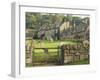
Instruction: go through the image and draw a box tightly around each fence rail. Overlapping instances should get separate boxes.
[32,47,60,66]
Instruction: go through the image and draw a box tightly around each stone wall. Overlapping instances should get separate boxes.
[60,43,89,64]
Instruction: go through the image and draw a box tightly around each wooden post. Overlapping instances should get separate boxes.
[60,46,64,65]
[27,39,34,65]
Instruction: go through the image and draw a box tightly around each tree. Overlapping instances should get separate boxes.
[72,16,82,25]
[26,12,37,29]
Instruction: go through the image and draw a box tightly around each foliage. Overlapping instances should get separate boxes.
[72,16,82,25]
[26,12,89,41]
[26,13,84,30]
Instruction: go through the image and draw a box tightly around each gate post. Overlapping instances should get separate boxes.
[60,46,64,65]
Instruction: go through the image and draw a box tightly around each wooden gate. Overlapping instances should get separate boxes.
[32,47,60,66]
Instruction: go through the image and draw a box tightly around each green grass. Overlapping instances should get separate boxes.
[26,39,77,48]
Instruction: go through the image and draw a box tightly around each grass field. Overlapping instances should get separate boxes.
[26,39,78,48]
